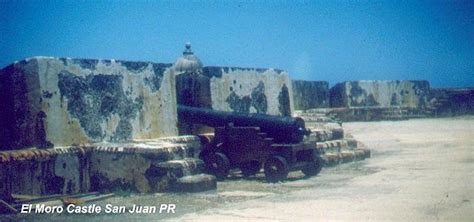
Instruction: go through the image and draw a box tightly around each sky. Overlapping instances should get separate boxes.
[1,0,473,88]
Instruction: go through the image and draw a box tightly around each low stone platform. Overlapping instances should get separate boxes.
[0,136,216,201]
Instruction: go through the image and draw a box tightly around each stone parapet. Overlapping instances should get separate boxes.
[329,80,431,109]
[429,87,474,116]
[0,57,178,151]
[202,66,294,116]
[292,80,329,110]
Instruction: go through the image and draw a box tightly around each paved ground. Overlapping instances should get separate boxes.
[9,117,473,221]
[172,116,474,221]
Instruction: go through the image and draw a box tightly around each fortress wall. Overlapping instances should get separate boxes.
[203,66,294,116]
[0,57,178,150]
[292,80,329,110]
[329,80,431,109]
[429,88,474,116]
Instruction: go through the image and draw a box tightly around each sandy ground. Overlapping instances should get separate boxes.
[172,117,474,221]
[7,117,473,221]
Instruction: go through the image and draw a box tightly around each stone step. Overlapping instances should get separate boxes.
[169,174,217,192]
[315,138,359,153]
[340,151,356,163]
[90,157,208,193]
[298,116,334,123]
[93,137,202,162]
[295,109,331,114]
[297,114,327,118]
[320,148,370,167]
[316,140,345,153]
[155,158,205,178]
[308,127,344,142]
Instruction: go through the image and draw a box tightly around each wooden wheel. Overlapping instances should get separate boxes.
[264,156,289,183]
[205,152,230,181]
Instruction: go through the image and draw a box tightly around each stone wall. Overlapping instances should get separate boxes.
[202,66,294,116]
[175,66,294,135]
[0,147,91,198]
[0,57,178,150]
[329,80,430,110]
[292,80,329,110]
[429,88,474,116]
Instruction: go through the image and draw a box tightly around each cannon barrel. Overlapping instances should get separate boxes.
[177,105,310,144]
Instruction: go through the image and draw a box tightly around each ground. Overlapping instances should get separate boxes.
[11,117,474,221]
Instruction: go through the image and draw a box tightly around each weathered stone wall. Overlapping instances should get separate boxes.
[0,147,91,198]
[0,57,178,150]
[429,88,474,116]
[0,136,210,197]
[329,80,430,109]
[292,80,329,110]
[202,66,294,116]
[89,136,203,193]
[175,66,294,135]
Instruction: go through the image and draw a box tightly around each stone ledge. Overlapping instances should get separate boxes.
[0,146,90,163]
[0,136,211,196]
[321,148,371,166]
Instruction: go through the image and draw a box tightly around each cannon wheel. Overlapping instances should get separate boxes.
[264,156,289,183]
[302,153,323,177]
[205,152,230,181]
[240,161,261,177]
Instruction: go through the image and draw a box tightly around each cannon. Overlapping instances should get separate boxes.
[178,105,322,182]
[177,105,310,144]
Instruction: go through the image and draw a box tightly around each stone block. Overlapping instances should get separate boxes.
[155,158,205,178]
[89,137,202,193]
[0,57,177,150]
[322,153,340,166]
[170,174,217,192]
[292,80,329,110]
[331,128,344,140]
[0,146,90,196]
[429,87,474,116]
[329,80,431,109]
[340,151,355,163]
[361,148,371,158]
[354,149,366,160]
[202,66,294,116]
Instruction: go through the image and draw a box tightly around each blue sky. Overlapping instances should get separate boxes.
[1,0,473,87]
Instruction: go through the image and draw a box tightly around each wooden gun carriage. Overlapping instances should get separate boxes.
[178,105,323,182]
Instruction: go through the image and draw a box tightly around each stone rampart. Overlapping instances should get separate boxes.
[0,57,178,150]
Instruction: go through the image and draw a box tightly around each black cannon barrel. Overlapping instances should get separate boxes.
[177,105,310,144]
